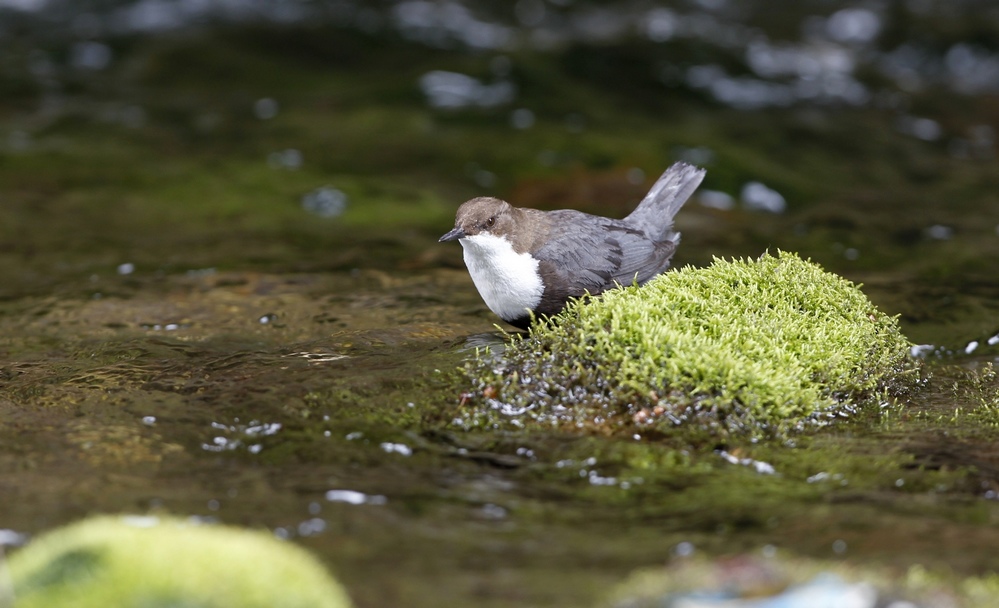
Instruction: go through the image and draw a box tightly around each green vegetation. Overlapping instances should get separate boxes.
[456,251,915,441]
[7,515,353,608]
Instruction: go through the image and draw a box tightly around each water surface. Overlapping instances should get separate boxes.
[2,1,999,606]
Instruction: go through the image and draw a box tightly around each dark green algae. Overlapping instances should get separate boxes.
[1,16,999,608]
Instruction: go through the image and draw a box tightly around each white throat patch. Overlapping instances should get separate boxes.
[459,233,544,322]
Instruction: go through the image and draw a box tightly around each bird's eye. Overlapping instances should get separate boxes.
[485,217,496,228]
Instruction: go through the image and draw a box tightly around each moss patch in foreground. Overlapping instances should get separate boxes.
[455,251,915,441]
[7,515,352,608]
[603,553,999,608]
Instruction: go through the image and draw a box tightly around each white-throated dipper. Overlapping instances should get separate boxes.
[439,161,706,329]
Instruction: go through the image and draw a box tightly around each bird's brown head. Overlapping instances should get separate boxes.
[438,197,516,243]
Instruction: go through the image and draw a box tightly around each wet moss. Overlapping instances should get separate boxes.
[949,363,999,425]
[456,251,916,442]
[7,515,352,608]
[882,362,999,433]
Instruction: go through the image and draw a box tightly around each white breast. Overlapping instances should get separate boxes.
[459,233,544,322]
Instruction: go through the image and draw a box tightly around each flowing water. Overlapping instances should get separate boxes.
[1,1,999,606]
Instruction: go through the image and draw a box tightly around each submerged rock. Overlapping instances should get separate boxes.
[6,515,353,608]
[604,552,999,608]
[455,251,915,441]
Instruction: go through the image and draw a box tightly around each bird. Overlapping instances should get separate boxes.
[439,161,706,329]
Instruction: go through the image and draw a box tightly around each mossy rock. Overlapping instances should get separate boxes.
[455,251,915,441]
[6,515,352,608]
[603,553,999,608]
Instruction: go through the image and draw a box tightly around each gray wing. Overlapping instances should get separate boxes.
[532,210,676,314]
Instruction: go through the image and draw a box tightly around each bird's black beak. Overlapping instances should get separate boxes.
[439,226,466,242]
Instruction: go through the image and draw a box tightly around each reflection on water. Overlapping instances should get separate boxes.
[301,186,349,218]
[457,331,508,353]
[325,489,388,505]
[419,70,516,109]
[202,419,283,454]
[739,181,786,214]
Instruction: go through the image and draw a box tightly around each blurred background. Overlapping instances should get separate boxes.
[2,1,999,606]
[2,0,997,334]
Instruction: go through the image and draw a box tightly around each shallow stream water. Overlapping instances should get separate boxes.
[2,1,999,606]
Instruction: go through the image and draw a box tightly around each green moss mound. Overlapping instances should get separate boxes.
[7,515,352,608]
[456,251,914,441]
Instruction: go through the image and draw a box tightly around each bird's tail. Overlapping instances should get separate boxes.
[624,161,706,242]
